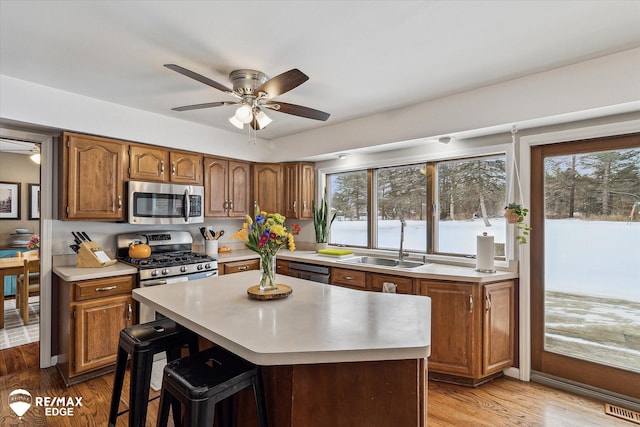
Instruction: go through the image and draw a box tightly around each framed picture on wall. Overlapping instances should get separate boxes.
[29,183,40,220]
[0,181,21,220]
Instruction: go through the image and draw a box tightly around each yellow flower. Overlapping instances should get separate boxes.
[230,227,248,241]
[270,224,286,237]
[287,233,296,251]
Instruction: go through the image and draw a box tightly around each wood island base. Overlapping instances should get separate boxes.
[234,358,428,427]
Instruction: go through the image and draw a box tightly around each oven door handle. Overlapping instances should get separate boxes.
[183,188,191,222]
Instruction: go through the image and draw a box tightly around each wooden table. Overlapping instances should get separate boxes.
[0,253,38,329]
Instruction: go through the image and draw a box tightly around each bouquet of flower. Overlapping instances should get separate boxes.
[231,206,300,290]
[232,206,300,256]
[27,235,40,249]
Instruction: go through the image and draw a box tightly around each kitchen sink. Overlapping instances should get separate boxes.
[340,256,426,269]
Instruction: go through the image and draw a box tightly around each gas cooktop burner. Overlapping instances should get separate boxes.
[120,251,214,269]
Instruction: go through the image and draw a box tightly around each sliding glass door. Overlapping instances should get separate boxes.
[531,133,640,399]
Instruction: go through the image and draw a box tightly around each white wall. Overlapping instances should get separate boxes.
[0,75,274,162]
[274,48,640,160]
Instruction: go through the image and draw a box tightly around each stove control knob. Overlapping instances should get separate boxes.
[197,264,203,270]
[180,266,187,273]
[205,263,212,269]
[151,270,159,277]
[162,268,169,275]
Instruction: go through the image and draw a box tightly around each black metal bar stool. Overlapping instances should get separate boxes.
[157,345,268,427]
[108,318,199,427]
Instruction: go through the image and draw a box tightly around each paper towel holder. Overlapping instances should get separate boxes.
[475,232,496,273]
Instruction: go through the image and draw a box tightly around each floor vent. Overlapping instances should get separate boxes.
[605,403,640,424]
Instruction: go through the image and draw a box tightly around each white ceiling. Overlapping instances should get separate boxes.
[1,1,639,141]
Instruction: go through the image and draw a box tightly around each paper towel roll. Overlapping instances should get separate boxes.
[476,232,495,273]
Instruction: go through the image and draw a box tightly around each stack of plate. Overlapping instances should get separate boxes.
[9,231,32,247]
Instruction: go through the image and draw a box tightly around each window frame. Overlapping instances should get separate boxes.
[321,143,513,259]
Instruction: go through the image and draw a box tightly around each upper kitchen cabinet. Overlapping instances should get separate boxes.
[60,132,127,221]
[203,156,251,218]
[283,162,315,219]
[129,144,203,185]
[253,163,283,214]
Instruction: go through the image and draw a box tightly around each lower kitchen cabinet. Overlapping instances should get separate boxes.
[330,267,367,290]
[369,273,413,294]
[221,259,260,275]
[55,274,135,385]
[419,279,514,385]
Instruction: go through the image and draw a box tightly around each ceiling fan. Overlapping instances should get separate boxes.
[164,64,330,130]
[0,138,40,163]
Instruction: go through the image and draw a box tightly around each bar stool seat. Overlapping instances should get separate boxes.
[108,318,199,427]
[157,345,268,427]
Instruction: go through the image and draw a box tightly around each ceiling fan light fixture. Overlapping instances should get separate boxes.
[234,104,253,124]
[255,110,272,129]
[228,115,244,129]
[30,152,41,164]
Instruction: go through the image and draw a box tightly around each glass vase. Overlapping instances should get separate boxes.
[259,253,277,291]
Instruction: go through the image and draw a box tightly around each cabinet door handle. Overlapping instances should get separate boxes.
[303,201,307,211]
[160,161,165,174]
[96,285,117,292]
[238,266,249,271]
[343,275,353,280]
[118,195,122,210]
[223,200,228,211]
[293,200,297,211]
[171,162,176,175]
[485,295,492,312]
[229,200,233,210]
[469,294,473,313]
[127,303,132,321]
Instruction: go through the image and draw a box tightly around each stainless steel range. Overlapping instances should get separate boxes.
[116,230,218,323]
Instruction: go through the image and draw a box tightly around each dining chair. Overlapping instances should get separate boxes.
[17,256,40,325]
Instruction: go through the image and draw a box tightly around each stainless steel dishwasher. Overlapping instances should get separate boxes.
[287,261,331,283]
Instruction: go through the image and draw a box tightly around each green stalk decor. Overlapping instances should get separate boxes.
[312,190,337,243]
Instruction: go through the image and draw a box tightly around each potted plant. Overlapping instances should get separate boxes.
[504,202,532,244]
[312,190,337,251]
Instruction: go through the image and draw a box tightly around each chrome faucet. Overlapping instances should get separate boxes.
[398,212,408,262]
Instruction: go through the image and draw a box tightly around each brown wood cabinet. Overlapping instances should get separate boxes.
[331,267,367,290]
[60,132,127,221]
[419,279,514,385]
[56,274,135,385]
[129,144,203,184]
[222,259,260,275]
[369,273,413,294]
[203,156,251,218]
[283,162,315,219]
[253,163,283,214]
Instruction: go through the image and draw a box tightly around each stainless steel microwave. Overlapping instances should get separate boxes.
[128,181,204,224]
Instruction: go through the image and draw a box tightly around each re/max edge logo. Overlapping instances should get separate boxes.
[8,389,83,418]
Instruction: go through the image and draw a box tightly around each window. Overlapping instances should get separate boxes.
[328,170,368,247]
[376,164,427,251]
[326,154,507,257]
[436,156,506,255]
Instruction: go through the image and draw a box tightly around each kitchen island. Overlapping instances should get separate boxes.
[133,271,431,427]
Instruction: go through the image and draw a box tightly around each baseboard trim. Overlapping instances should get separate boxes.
[531,371,640,412]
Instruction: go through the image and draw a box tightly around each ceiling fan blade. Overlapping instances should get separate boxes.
[164,64,235,95]
[264,101,330,121]
[172,101,238,112]
[255,69,309,98]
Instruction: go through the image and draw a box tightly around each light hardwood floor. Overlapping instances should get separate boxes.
[0,343,632,426]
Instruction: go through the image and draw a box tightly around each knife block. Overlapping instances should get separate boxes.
[76,241,117,268]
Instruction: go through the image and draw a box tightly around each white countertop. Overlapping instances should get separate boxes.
[53,262,138,281]
[220,249,517,283]
[133,271,431,366]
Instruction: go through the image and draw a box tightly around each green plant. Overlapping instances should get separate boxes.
[312,190,337,243]
[504,202,532,244]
